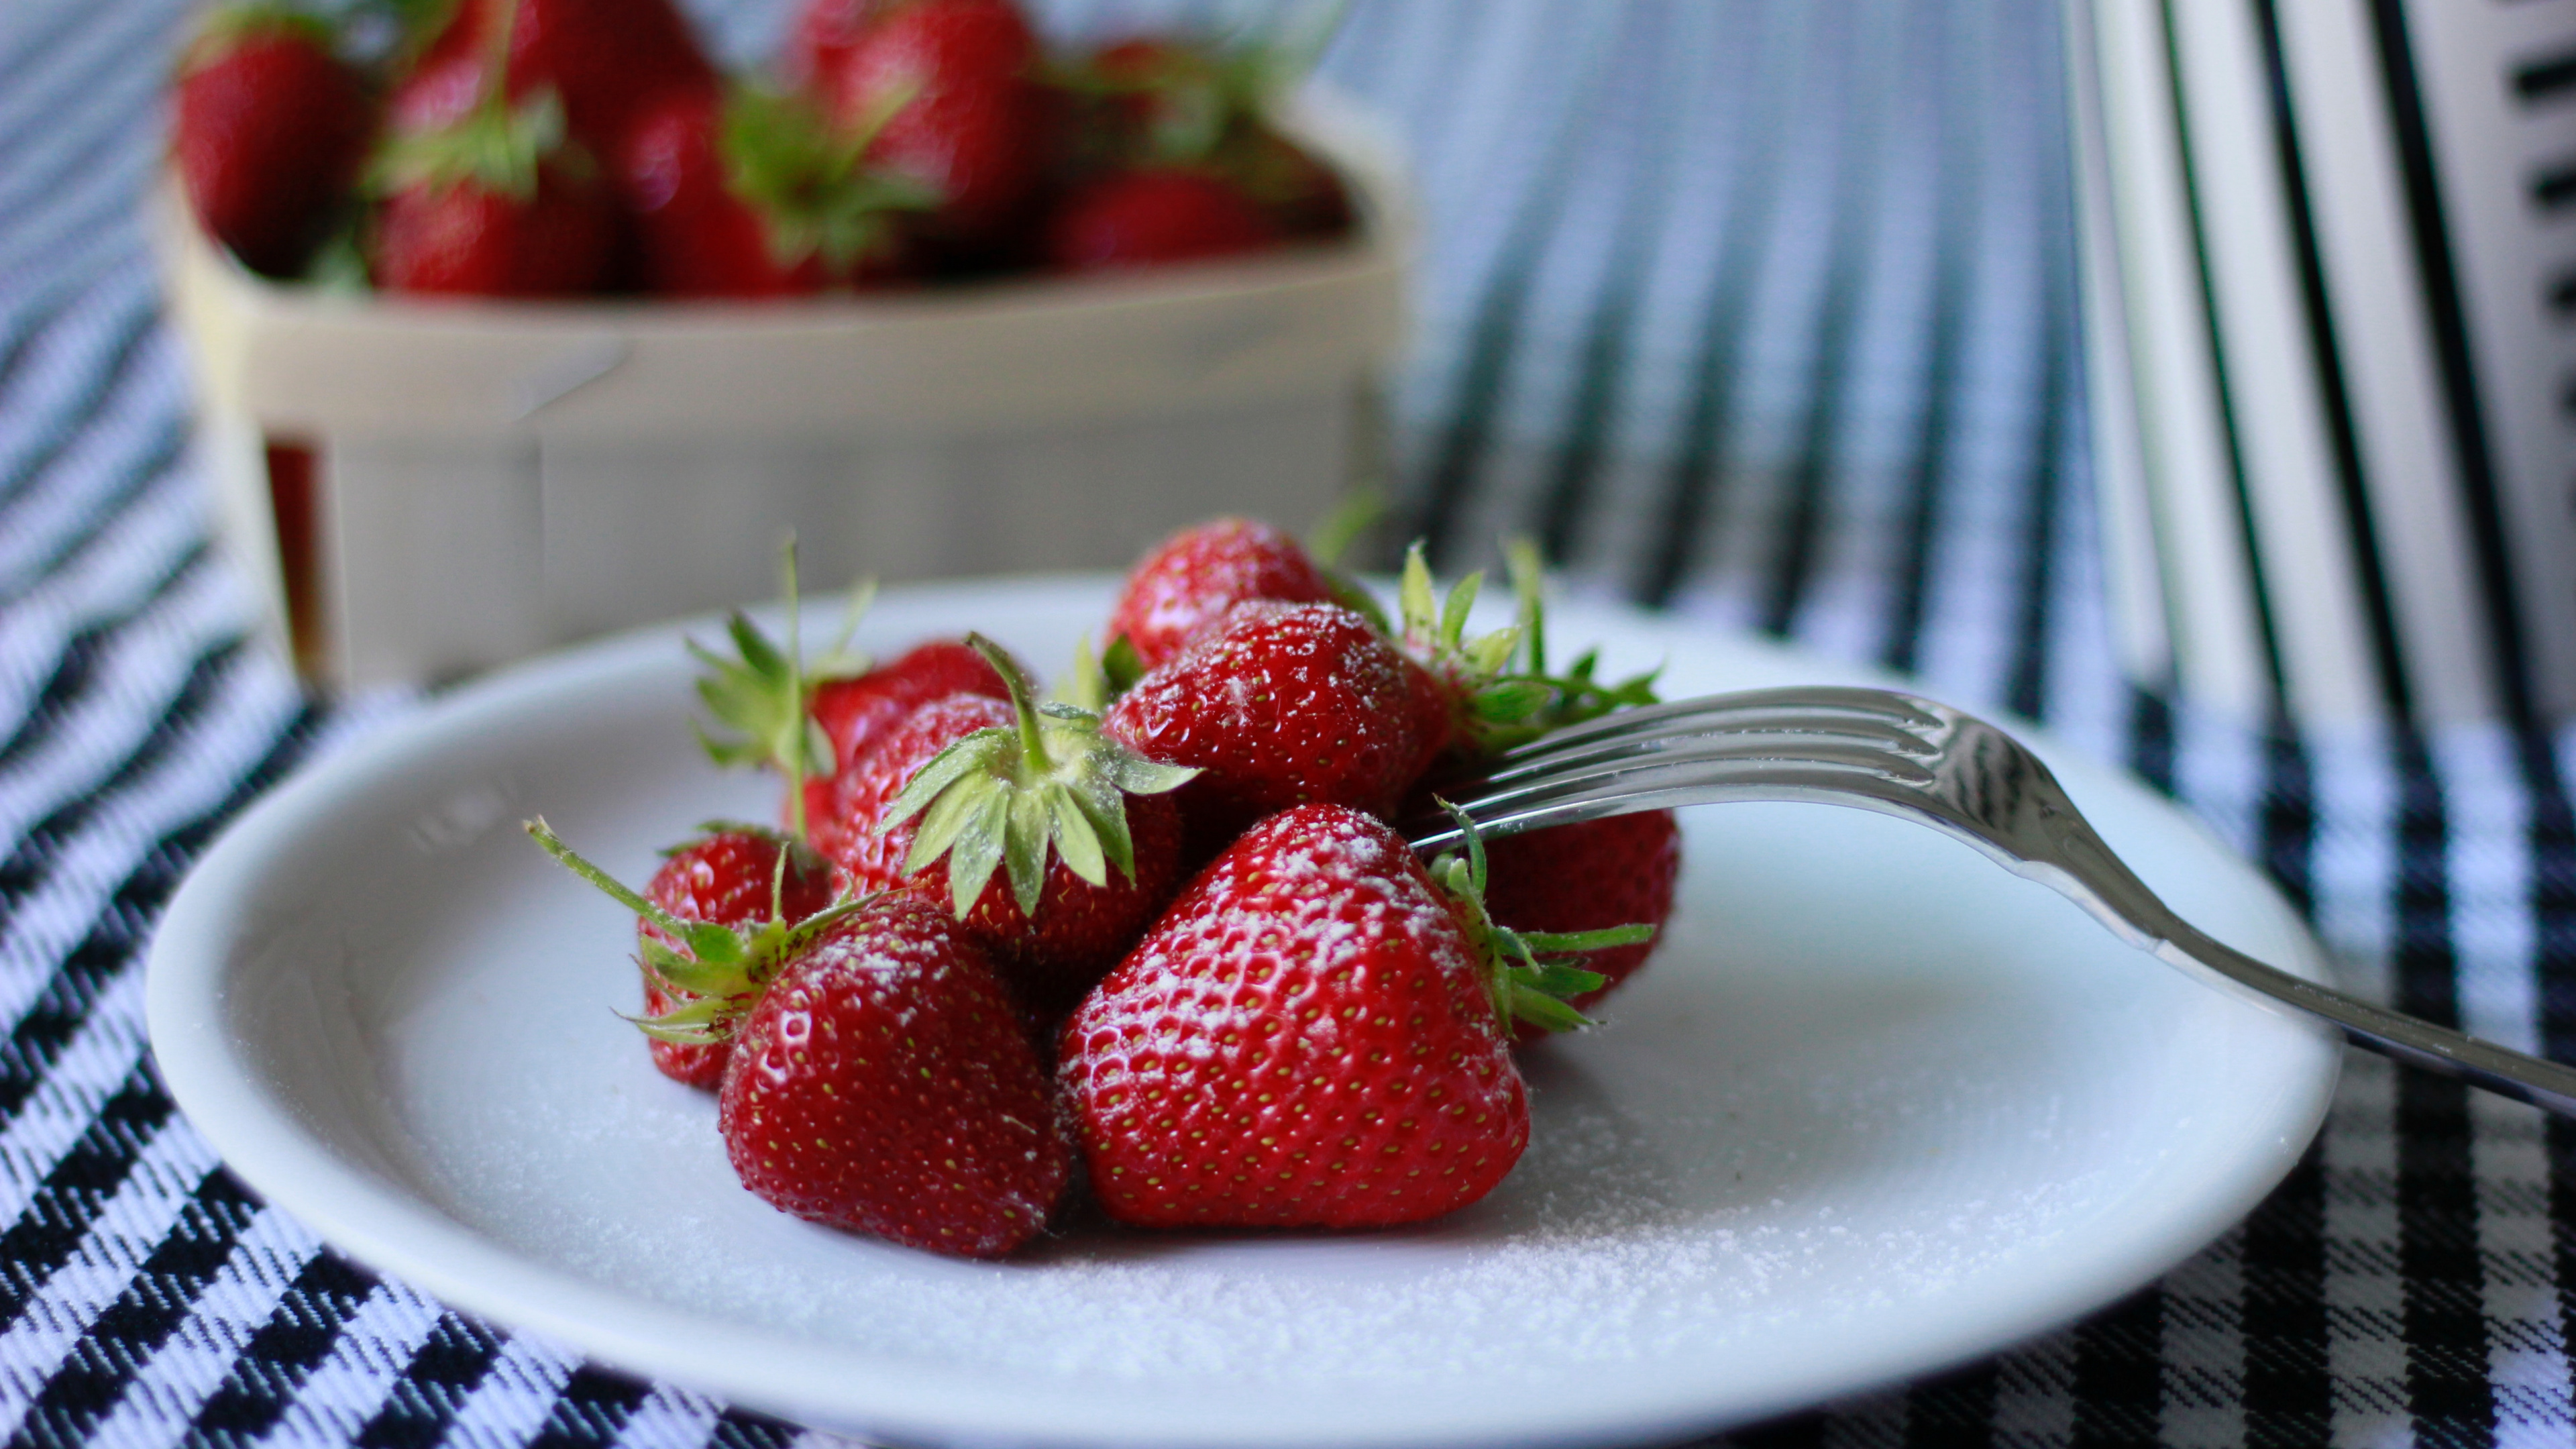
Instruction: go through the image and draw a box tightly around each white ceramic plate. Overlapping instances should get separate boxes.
[147,578,2340,1449]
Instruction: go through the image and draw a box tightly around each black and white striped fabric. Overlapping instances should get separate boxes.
[3,0,2572,1444]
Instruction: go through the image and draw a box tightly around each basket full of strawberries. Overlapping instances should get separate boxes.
[531,517,1682,1254]
[161,0,1408,689]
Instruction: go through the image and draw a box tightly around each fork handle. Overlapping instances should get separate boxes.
[2151,925,2576,1116]
[2041,828,2576,1117]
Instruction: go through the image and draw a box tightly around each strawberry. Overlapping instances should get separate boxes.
[1072,38,1238,167]
[529,824,1065,1257]
[816,0,1051,254]
[1102,600,1435,853]
[812,637,1009,773]
[388,0,716,161]
[814,639,1195,1011]
[1480,811,1679,1038]
[1397,539,1678,1032]
[720,895,1066,1255]
[368,90,616,296]
[1063,36,1350,241]
[1059,803,1640,1229]
[171,7,376,279]
[636,827,839,1087]
[616,86,932,297]
[1105,517,1336,672]
[809,692,1002,875]
[1042,166,1278,272]
[1215,123,1351,239]
[781,0,885,89]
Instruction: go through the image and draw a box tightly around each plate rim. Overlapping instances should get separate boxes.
[145,575,2342,1448]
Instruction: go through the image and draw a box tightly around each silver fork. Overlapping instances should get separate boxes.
[1401,684,2576,1118]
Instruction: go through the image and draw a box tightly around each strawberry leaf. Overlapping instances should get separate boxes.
[1102,635,1148,694]
[722,83,939,278]
[1397,536,1664,755]
[1057,639,1111,711]
[876,635,1197,923]
[368,88,575,204]
[1046,783,1108,886]
[692,543,873,839]
[941,788,1012,916]
[906,767,1003,871]
[1071,770,1139,877]
[1501,979,1592,1036]
[1517,924,1655,957]
[1307,490,1383,568]
[1422,801,1647,1034]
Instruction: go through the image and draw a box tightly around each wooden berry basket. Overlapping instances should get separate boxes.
[158,95,1410,690]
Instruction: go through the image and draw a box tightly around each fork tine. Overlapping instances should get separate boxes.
[1407,737,1941,848]
[1456,698,1945,792]
[1481,686,1948,765]
[1464,718,1935,790]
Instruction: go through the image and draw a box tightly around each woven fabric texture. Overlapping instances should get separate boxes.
[3,0,2573,1444]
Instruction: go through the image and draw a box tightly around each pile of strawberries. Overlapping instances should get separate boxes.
[169,0,1352,297]
[532,519,1683,1257]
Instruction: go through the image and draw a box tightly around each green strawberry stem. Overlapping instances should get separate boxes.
[1306,492,1393,631]
[1307,490,1381,568]
[527,817,747,969]
[879,635,1197,918]
[1426,800,1651,1034]
[980,635,1054,773]
[690,539,872,843]
[526,816,876,1043]
[1505,536,1546,678]
[780,541,808,843]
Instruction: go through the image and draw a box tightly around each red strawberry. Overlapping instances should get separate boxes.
[1044,167,1278,272]
[1074,38,1234,165]
[617,87,929,297]
[780,0,885,89]
[1481,810,1679,1037]
[370,92,616,296]
[816,0,1051,252]
[1103,600,1434,853]
[813,638,1009,773]
[171,8,376,279]
[1106,517,1336,672]
[720,895,1066,1256]
[814,639,1195,1011]
[1216,123,1352,239]
[529,822,1064,1257]
[796,640,1009,858]
[1061,804,1623,1229]
[636,828,839,1087]
[1393,539,1678,1033]
[1065,36,1350,241]
[388,0,716,160]
[810,692,1000,879]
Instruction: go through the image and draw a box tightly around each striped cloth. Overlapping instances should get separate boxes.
[1,0,2571,1444]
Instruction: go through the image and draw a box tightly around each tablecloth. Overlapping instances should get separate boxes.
[5,0,2574,1443]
